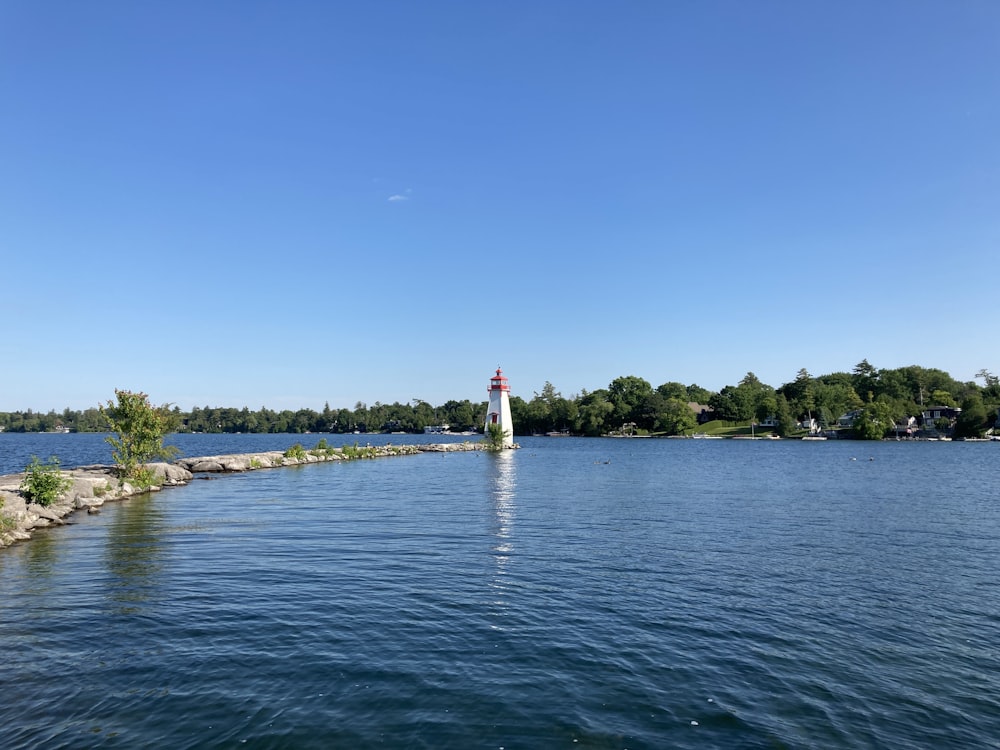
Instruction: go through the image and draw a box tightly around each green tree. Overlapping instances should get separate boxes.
[76,407,106,432]
[772,393,795,437]
[526,382,558,433]
[709,385,748,421]
[411,399,436,431]
[608,375,654,429]
[976,368,999,388]
[508,395,530,435]
[813,374,863,423]
[635,391,667,431]
[656,382,687,401]
[101,389,179,484]
[441,400,476,431]
[852,359,878,402]
[852,401,894,440]
[685,384,714,404]
[782,368,815,420]
[550,395,578,432]
[954,395,988,439]
[655,398,696,435]
[976,369,1000,406]
[575,389,614,436]
[930,389,956,407]
[711,373,774,423]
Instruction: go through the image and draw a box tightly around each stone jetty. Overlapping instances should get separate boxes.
[0,441,497,549]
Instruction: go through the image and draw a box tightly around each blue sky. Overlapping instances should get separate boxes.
[2,2,998,411]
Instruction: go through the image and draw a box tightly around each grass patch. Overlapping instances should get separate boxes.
[0,496,14,532]
[341,443,378,459]
[309,438,340,458]
[688,420,770,437]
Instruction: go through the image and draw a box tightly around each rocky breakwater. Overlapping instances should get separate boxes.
[0,441,501,549]
[172,441,498,474]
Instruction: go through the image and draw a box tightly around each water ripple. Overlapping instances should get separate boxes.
[2,440,1000,748]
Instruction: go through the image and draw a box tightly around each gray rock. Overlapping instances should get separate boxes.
[147,463,193,484]
[27,503,66,523]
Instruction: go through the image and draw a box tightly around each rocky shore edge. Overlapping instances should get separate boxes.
[0,441,501,549]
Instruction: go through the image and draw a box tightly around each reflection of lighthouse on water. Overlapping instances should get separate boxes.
[488,450,516,623]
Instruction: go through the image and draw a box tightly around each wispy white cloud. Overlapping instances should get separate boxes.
[388,194,409,202]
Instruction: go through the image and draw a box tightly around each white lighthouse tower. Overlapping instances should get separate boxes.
[485,366,514,447]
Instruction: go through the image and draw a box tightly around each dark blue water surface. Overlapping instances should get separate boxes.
[1,435,999,749]
[0,432,468,476]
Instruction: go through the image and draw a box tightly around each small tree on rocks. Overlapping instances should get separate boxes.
[484,422,507,451]
[101,389,179,486]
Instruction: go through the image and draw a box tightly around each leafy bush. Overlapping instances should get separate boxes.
[852,402,894,440]
[20,455,72,506]
[130,466,158,491]
[484,422,506,451]
[284,443,307,460]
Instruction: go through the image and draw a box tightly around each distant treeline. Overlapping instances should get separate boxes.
[3,361,999,438]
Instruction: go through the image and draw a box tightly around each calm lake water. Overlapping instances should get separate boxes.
[1,434,999,749]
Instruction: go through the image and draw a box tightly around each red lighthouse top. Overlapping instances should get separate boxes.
[488,367,510,393]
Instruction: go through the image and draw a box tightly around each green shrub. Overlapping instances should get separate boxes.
[484,422,506,451]
[20,455,72,506]
[130,466,159,491]
[284,443,307,460]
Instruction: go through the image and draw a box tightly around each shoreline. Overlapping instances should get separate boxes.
[0,441,510,550]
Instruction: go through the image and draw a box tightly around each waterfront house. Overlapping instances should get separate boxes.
[798,417,820,433]
[891,416,918,437]
[921,406,961,427]
[838,410,862,428]
[688,403,715,424]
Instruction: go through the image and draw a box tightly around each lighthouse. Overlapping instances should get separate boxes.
[485,367,514,447]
